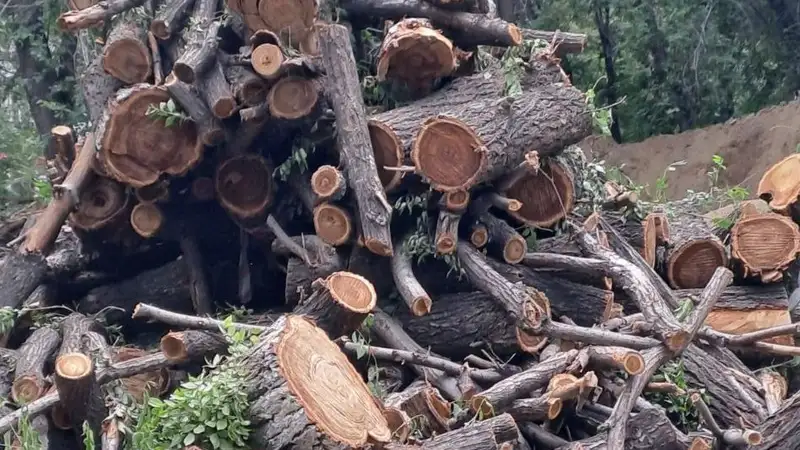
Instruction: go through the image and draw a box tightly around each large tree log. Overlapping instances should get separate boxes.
[68,176,131,232]
[757,153,800,214]
[369,68,590,192]
[11,327,61,404]
[730,209,800,283]
[340,0,522,47]
[214,153,275,226]
[97,84,205,187]
[102,8,152,84]
[53,352,106,439]
[242,315,392,448]
[227,0,318,51]
[319,24,394,256]
[656,215,728,289]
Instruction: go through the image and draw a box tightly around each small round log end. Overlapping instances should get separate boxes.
[445,190,470,212]
[251,43,284,79]
[503,235,527,264]
[130,203,164,238]
[410,296,432,317]
[314,203,353,246]
[268,76,319,120]
[311,165,344,199]
[326,272,377,314]
[160,332,189,362]
[667,240,728,289]
[470,225,489,248]
[55,353,93,380]
[11,376,46,404]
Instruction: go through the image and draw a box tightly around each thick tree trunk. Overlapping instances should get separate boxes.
[656,215,728,289]
[730,210,800,283]
[319,24,394,256]
[242,315,392,448]
[369,68,590,192]
[214,153,275,225]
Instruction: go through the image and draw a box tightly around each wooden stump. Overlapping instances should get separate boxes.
[293,271,377,338]
[98,84,205,188]
[53,353,106,439]
[731,210,800,283]
[757,153,800,213]
[242,315,391,448]
[376,18,456,93]
[657,215,728,289]
[214,153,275,225]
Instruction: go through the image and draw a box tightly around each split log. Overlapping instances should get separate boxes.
[759,371,787,416]
[384,380,451,438]
[173,0,219,83]
[392,234,433,316]
[434,210,460,255]
[376,18,456,94]
[160,330,228,362]
[199,61,237,119]
[293,271,377,338]
[757,153,800,213]
[68,176,131,231]
[130,202,163,237]
[11,327,61,404]
[53,353,106,438]
[214,153,275,225]
[78,259,194,322]
[311,165,347,204]
[319,24,394,256]
[272,234,345,307]
[0,133,96,309]
[478,212,527,264]
[242,315,392,448]
[502,146,585,228]
[164,74,225,145]
[223,64,268,107]
[150,0,195,40]
[250,43,284,79]
[102,8,152,84]
[730,209,800,283]
[57,0,148,30]
[340,0,522,47]
[369,68,590,193]
[657,215,728,289]
[98,84,205,187]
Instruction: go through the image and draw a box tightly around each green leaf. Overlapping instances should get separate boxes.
[184,433,196,446]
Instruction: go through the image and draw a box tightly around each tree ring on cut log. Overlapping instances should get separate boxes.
[470,224,489,248]
[160,333,189,361]
[435,234,456,255]
[130,203,163,238]
[412,116,486,192]
[445,190,470,211]
[376,18,456,85]
[55,353,93,380]
[322,271,377,314]
[102,37,152,85]
[731,214,800,277]
[516,329,548,354]
[423,387,452,429]
[268,76,319,120]
[667,240,727,289]
[503,235,526,264]
[251,43,284,79]
[757,153,800,212]
[11,375,46,405]
[275,315,392,446]
[622,352,645,375]
[367,120,403,192]
[311,165,344,199]
[69,177,129,231]
[101,85,203,188]
[214,154,274,219]
[505,159,574,228]
[313,203,352,246]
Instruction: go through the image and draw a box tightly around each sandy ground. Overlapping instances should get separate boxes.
[579,100,800,200]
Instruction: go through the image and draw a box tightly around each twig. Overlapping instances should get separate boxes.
[132,303,269,333]
[724,371,768,422]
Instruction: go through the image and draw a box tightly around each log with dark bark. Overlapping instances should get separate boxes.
[272,234,345,307]
[341,0,522,47]
[164,74,225,145]
[173,0,219,83]
[522,29,588,55]
[477,212,527,264]
[98,84,205,187]
[319,24,394,256]
[376,18,456,95]
[602,209,669,268]
[224,64,268,107]
[150,0,195,40]
[369,67,590,192]
[160,330,228,362]
[657,215,728,289]
[757,152,800,214]
[241,314,392,448]
[68,176,131,232]
[227,0,318,52]
[434,210,461,255]
[199,60,237,119]
[384,380,451,438]
[730,209,800,283]
[392,234,433,316]
[293,271,377,338]
[135,179,170,204]
[102,8,152,84]
[130,202,163,237]
[11,327,61,404]
[58,0,148,30]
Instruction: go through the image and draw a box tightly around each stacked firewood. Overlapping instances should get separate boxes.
[3,0,800,448]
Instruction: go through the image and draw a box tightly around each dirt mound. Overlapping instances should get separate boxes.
[580,100,800,200]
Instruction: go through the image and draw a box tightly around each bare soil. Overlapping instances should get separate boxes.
[580,100,800,200]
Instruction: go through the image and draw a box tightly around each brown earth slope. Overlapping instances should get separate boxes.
[580,100,800,200]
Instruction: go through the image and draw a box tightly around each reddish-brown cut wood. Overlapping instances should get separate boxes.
[757,153,800,213]
[384,380,451,438]
[311,165,347,203]
[313,203,354,246]
[215,153,275,225]
[53,353,106,439]
[69,176,131,231]
[656,215,728,289]
[267,76,322,121]
[293,272,377,338]
[477,212,527,264]
[251,43,284,79]
[102,9,152,84]
[730,210,800,283]
[160,330,228,362]
[130,202,163,238]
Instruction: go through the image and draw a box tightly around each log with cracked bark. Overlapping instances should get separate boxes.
[730,207,800,283]
[11,327,61,404]
[272,234,345,307]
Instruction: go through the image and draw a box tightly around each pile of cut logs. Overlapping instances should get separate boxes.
[2,0,800,448]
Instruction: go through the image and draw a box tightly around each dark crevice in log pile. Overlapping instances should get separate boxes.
[214,153,274,226]
[102,8,152,84]
[242,315,392,448]
[392,234,433,316]
[369,65,590,193]
[656,214,728,289]
[11,327,61,405]
[179,234,213,315]
[173,0,219,83]
[341,0,522,47]
[272,234,344,307]
[319,24,394,256]
[293,271,377,338]
[223,64,268,107]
